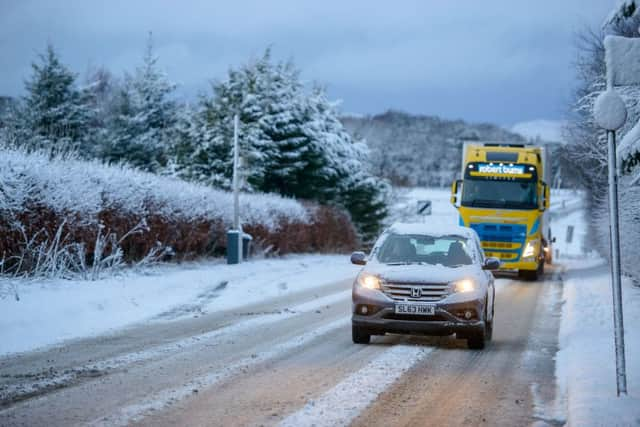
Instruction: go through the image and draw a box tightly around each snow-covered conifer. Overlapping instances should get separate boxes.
[12,44,94,155]
[102,34,178,173]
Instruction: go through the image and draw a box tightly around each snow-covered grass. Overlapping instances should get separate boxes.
[0,255,360,356]
[557,261,640,426]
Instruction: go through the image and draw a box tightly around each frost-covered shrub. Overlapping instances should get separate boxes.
[0,146,357,278]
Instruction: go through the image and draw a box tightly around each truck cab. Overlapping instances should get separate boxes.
[451,143,552,280]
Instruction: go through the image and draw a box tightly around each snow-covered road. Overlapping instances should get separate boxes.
[0,268,565,427]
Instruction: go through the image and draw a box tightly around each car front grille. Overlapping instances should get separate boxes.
[382,281,450,302]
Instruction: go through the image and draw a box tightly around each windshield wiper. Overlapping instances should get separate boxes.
[385,261,430,266]
[468,199,506,208]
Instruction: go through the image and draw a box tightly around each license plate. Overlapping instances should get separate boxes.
[394,304,435,315]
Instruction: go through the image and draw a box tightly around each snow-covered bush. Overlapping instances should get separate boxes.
[0,146,357,279]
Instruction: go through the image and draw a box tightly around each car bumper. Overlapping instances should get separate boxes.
[499,259,540,271]
[352,291,486,337]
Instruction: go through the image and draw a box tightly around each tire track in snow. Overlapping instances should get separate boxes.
[0,289,351,410]
[89,316,352,426]
[279,344,434,427]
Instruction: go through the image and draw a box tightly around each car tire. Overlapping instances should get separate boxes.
[352,325,371,344]
[467,328,486,349]
[485,301,493,342]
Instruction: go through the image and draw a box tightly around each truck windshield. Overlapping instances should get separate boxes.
[461,179,538,209]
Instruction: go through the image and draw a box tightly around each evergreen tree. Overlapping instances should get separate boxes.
[173,98,233,187]
[174,49,389,242]
[14,44,94,154]
[102,34,178,173]
[304,88,390,240]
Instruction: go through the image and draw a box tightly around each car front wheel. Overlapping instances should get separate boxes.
[468,298,491,349]
[467,327,486,349]
[352,325,371,344]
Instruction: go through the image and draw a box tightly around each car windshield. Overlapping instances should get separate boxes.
[461,179,538,209]
[376,233,474,267]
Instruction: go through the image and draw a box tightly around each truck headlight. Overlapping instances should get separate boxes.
[357,273,382,290]
[523,239,539,258]
[451,279,475,293]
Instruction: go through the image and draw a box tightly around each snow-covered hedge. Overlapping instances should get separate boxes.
[0,147,357,278]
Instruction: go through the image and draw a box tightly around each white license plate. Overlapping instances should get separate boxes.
[394,304,435,315]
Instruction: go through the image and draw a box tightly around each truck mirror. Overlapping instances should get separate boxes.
[540,182,550,211]
[543,183,550,210]
[450,179,462,207]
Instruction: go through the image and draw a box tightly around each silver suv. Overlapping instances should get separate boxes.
[350,223,499,349]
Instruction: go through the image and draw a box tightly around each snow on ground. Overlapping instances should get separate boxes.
[280,344,433,427]
[95,316,353,427]
[557,262,640,426]
[387,187,457,229]
[550,190,640,425]
[0,255,360,356]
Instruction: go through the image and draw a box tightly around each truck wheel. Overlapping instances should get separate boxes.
[518,265,541,281]
[352,325,371,344]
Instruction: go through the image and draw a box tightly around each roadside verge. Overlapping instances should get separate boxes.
[556,259,640,426]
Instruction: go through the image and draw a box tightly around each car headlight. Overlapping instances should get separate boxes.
[357,273,382,290]
[451,279,475,293]
[523,239,539,258]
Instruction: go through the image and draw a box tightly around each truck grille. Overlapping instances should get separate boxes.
[470,223,527,262]
[382,281,449,302]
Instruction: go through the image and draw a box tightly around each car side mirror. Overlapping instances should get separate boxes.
[482,257,501,271]
[350,251,367,266]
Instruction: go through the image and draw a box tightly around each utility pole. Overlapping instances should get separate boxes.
[227,114,242,264]
[233,114,240,232]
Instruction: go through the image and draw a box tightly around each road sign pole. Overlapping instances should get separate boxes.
[594,36,632,395]
[233,114,240,232]
[227,113,242,264]
[607,128,627,396]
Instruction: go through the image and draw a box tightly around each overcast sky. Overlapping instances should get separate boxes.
[0,0,614,125]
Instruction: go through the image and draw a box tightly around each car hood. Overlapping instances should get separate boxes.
[363,263,483,284]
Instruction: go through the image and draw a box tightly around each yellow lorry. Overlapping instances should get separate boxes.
[451,143,553,280]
